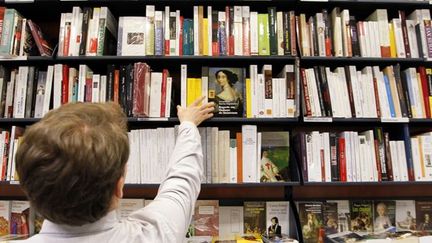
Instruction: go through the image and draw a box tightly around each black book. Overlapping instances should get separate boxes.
[312,66,327,116]
[400,70,413,118]
[329,132,339,181]
[119,65,127,114]
[126,63,134,117]
[79,7,92,56]
[106,64,116,101]
[283,12,290,56]
[318,66,332,117]
[349,16,360,57]
[268,7,277,55]
[393,64,409,118]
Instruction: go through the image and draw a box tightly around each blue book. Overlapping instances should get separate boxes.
[402,125,414,181]
[183,19,193,55]
[383,74,396,118]
[155,13,164,56]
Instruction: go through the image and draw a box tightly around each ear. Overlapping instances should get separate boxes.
[115,175,125,199]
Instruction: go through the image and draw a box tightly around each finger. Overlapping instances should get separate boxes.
[177,105,181,110]
[199,101,215,110]
[191,96,206,107]
[201,107,215,114]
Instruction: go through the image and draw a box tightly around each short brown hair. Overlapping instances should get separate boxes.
[16,102,129,226]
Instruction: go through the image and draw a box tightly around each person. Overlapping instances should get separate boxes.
[302,213,319,240]
[418,213,432,231]
[14,96,215,243]
[213,69,243,115]
[374,202,392,231]
[261,150,282,182]
[268,217,282,235]
[397,211,415,230]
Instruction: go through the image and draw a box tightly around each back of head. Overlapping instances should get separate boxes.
[16,102,129,226]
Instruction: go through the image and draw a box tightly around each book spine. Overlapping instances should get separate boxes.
[268,7,277,55]
[384,132,394,181]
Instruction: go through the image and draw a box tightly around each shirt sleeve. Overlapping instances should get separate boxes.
[127,121,203,241]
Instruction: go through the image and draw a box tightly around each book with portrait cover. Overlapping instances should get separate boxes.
[396,200,416,231]
[244,201,266,235]
[298,202,323,243]
[415,201,432,232]
[373,201,396,233]
[260,132,290,182]
[266,201,289,235]
[0,201,10,236]
[193,200,219,236]
[207,67,245,117]
[349,200,373,233]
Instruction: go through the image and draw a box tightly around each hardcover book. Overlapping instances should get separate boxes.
[208,67,245,117]
[260,132,290,182]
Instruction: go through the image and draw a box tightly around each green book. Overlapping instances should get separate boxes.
[258,13,270,56]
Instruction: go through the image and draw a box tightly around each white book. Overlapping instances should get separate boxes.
[233,6,243,56]
[219,206,243,237]
[118,17,146,56]
[250,65,258,117]
[13,66,28,118]
[145,5,155,56]
[332,14,343,57]
[272,78,280,118]
[207,6,212,57]
[406,20,419,58]
[149,72,162,117]
[242,125,257,183]
[117,199,145,220]
[34,71,46,118]
[323,132,331,182]
[335,67,351,118]
[250,11,258,56]
[397,141,409,182]
[99,75,107,103]
[257,73,265,117]
[408,9,429,58]
[164,6,170,55]
[57,13,66,57]
[325,68,339,117]
[218,130,229,183]
[367,9,390,57]
[357,22,367,57]
[305,69,320,117]
[395,200,416,232]
[363,21,371,57]
[193,6,199,55]
[70,7,83,56]
[77,65,87,102]
[359,135,368,181]
[407,68,424,118]
[411,137,423,181]
[175,10,181,56]
[42,65,54,116]
[211,127,219,183]
[279,77,287,118]
[256,132,262,182]
[165,77,172,118]
[18,18,27,56]
[316,13,326,57]
[266,201,290,235]
[53,64,63,109]
[180,64,187,108]
[0,132,5,178]
[392,18,406,58]
[348,66,363,118]
[229,139,237,183]
[341,9,350,57]
[420,135,432,180]
[168,12,177,56]
[87,8,101,56]
[390,141,400,181]
[276,11,284,56]
[91,74,100,103]
[352,132,361,182]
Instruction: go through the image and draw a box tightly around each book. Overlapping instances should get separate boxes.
[373,201,396,233]
[266,201,289,235]
[350,200,373,233]
[244,202,266,235]
[323,202,338,235]
[415,201,432,232]
[10,201,31,236]
[219,206,244,237]
[208,67,245,117]
[298,202,323,243]
[0,201,10,236]
[193,200,219,236]
[117,199,145,220]
[26,20,53,56]
[260,132,290,182]
[396,200,416,231]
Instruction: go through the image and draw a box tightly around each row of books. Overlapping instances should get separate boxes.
[295,129,410,183]
[297,200,432,243]
[297,8,432,59]
[0,200,40,237]
[296,129,432,183]
[181,64,297,118]
[126,125,290,184]
[301,65,432,119]
[0,8,53,58]
[0,63,173,119]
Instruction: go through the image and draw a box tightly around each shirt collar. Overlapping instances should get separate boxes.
[40,210,119,235]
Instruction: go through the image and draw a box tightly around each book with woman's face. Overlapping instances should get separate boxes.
[207,67,245,117]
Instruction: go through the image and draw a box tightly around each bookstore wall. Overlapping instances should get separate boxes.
[0,0,432,242]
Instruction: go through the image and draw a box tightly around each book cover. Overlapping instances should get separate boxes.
[266,201,289,235]
[0,201,10,236]
[416,201,432,232]
[219,206,244,237]
[10,201,30,235]
[298,202,323,243]
[208,67,245,117]
[373,201,396,232]
[260,132,290,182]
[323,202,338,235]
[27,20,53,56]
[117,199,145,220]
[349,200,373,233]
[244,202,266,235]
[396,200,416,231]
[193,200,219,236]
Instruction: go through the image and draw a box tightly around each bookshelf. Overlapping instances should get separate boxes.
[0,0,431,242]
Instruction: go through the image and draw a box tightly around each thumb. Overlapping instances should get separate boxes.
[176,105,181,110]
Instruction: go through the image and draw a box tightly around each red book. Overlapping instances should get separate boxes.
[338,137,346,182]
[143,67,151,116]
[160,69,168,117]
[63,23,71,56]
[85,73,92,103]
[132,63,149,117]
[27,20,53,56]
[113,69,120,104]
[61,65,69,104]
[236,132,243,183]
[320,149,325,182]
[0,131,9,181]
[0,7,6,39]
[418,67,431,118]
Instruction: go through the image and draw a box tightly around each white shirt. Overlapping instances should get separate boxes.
[17,121,203,243]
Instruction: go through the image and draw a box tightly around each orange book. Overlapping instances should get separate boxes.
[236,132,243,183]
[113,69,120,104]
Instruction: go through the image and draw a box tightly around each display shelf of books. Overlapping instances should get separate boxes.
[300,56,426,64]
[299,0,430,5]
[55,56,297,62]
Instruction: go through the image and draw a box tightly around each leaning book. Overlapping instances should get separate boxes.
[260,132,290,182]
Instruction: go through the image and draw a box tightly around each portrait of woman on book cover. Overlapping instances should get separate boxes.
[208,68,244,117]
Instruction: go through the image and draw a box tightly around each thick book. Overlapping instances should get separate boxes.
[208,67,245,117]
[260,132,290,182]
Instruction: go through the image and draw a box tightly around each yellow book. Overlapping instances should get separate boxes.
[187,78,195,106]
[389,23,397,58]
[427,68,432,116]
[418,136,426,178]
[246,78,252,118]
[236,234,263,243]
[195,78,202,105]
[203,18,209,56]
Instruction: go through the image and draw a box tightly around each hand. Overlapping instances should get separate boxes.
[177,96,215,126]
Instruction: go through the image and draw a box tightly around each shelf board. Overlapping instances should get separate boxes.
[409,118,432,124]
[300,56,425,64]
[55,56,297,62]
[294,182,432,200]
